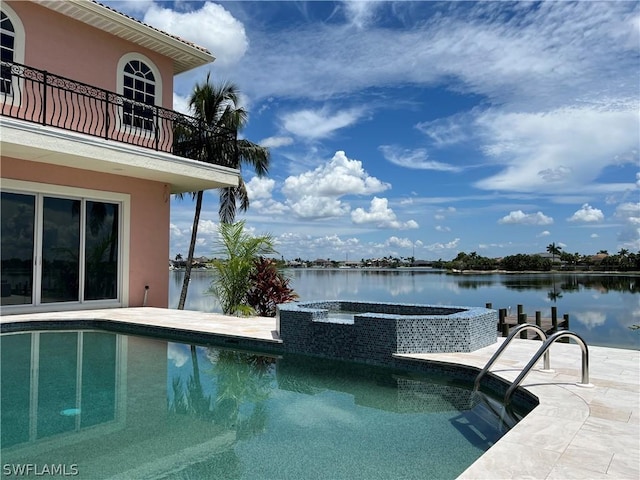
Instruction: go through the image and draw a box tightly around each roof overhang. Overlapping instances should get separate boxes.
[33,0,214,74]
[1,118,239,194]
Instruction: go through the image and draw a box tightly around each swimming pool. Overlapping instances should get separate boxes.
[1,329,530,479]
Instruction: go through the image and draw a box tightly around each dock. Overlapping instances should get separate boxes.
[486,304,570,339]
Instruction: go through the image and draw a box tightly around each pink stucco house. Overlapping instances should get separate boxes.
[0,0,239,313]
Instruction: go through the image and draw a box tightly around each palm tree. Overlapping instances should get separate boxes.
[208,221,275,315]
[546,242,562,264]
[176,75,270,310]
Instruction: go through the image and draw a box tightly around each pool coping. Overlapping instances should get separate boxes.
[1,307,638,479]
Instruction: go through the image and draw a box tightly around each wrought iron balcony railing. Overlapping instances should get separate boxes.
[0,61,236,167]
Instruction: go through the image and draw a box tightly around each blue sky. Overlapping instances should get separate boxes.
[111,1,639,261]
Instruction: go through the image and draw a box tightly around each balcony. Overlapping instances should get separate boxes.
[0,61,239,193]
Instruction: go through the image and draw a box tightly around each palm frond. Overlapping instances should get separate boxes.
[237,139,270,176]
[237,178,250,213]
[219,187,237,224]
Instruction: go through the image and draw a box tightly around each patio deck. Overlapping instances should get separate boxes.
[1,307,638,479]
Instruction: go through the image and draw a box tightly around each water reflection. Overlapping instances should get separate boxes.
[1,331,122,450]
[170,270,639,349]
[498,274,639,294]
[2,331,527,479]
[168,347,274,437]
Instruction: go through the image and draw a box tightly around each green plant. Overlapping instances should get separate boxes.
[175,74,270,310]
[247,257,298,317]
[209,221,275,315]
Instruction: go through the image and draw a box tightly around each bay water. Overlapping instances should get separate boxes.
[170,269,639,350]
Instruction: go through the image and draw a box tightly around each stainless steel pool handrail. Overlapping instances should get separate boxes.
[504,330,593,406]
[474,323,551,390]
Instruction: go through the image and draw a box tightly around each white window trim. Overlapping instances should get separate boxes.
[1,3,25,104]
[1,179,130,314]
[116,52,163,135]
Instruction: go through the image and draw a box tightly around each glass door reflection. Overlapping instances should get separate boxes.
[0,192,35,305]
[41,197,80,303]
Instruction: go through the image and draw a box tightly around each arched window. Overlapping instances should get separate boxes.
[122,59,156,130]
[1,11,16,94]
[0,4,24,99]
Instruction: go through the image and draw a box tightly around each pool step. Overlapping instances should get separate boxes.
[450,392,519,449]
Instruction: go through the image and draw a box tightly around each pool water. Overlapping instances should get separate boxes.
[1,330,522,479]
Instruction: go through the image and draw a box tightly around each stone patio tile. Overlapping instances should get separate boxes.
[608,451,640,478]
[457,439,560,479]
[556,445,613,474]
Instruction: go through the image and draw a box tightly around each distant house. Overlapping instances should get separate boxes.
[589,253,609,265]
[192,256,210,268]
[286,260,306,268]
[312,259,333,268]
[412,260,433,267]
[1,1,239,314]
[340,260,361,268]
[537,252,562,263]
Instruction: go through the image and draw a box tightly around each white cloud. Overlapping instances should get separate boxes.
[246,177,275,200]
[351,197,418,229]
[590,233,599,238]
[198,219,218,235]
[386,236,414,249]
[568,204,605,223]
[415,115,470,148]
[310,234,360,250]
[405,220,419,229]
[435,225,451,232]
[474,106,639,194]
[434,207,457,221]
[615,202,640,223]
[538,166,572,182]
[283,150,386,198]
[102,0,154,15]
[351,197,394,225]
[167,343,190,367]
[169,223,183,237]
[281,108,364,140]
[172,93,190,115]
[614,202,640,250]
[342,1,383,29]
[574,311,607,329]
[289,196,348,219]
[222,2,638,109]
[425,238,461,252]
[244,178,289,216]
[143,2,248,68]
[498,210,554,225]
[537,230,551,237]
[259,136,294,148]
[378,146,461,172]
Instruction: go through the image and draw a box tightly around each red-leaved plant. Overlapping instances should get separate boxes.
[247,257,298,317]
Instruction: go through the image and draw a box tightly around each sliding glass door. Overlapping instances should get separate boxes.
[1,192,35,305]
[41,197,81,303]
[1,191,121,307]
[84,201,119,301]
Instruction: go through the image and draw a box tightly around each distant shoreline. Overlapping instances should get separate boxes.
[445,269,640,275]
[169,266,639,275]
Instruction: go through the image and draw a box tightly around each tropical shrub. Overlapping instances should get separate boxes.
[209,221,275,315]
[247,257,298,317]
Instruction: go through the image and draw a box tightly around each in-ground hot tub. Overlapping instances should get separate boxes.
[276,300,497,366]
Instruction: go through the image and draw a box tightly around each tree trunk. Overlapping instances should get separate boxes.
[178,190,203,310]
